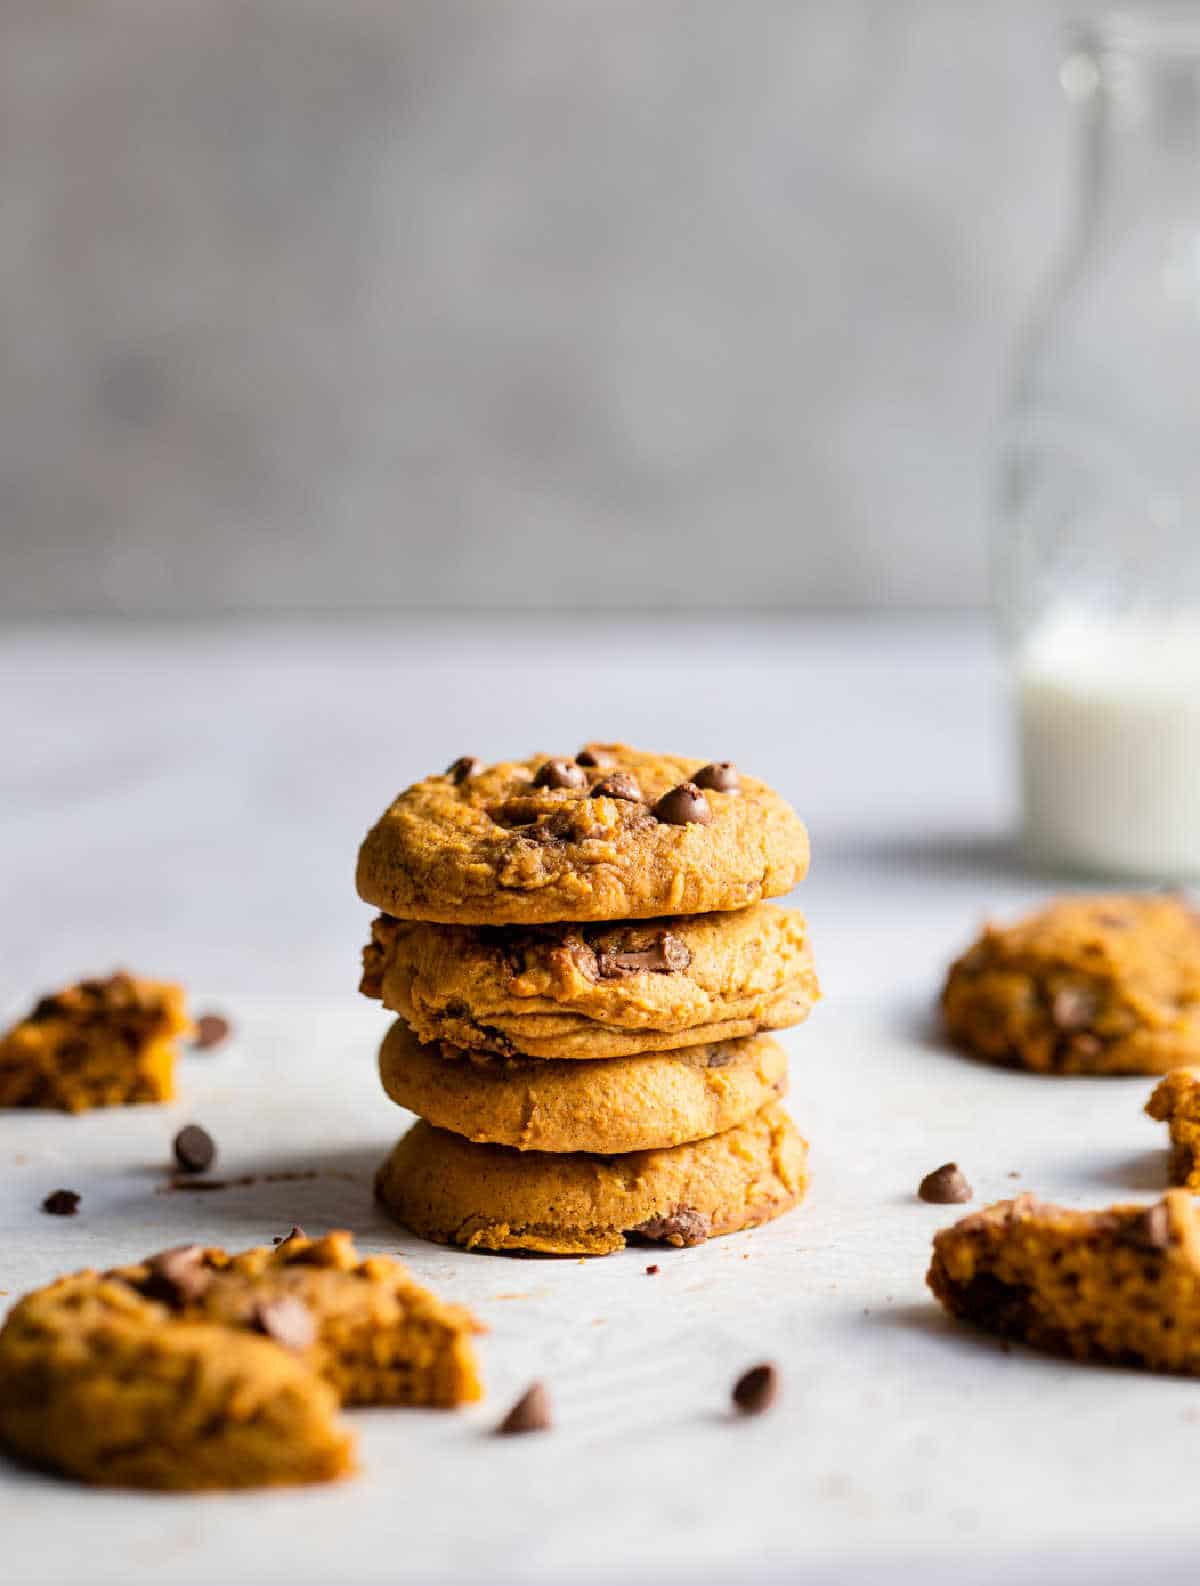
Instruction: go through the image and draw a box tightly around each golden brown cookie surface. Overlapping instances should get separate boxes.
[362,903,817,1059]
[0,1231,482,1489]
[356,744,809,925]
[378,1019,789,1153]
[0,971,190,1112]
[928,1191,1200,1373]
[374,1103,807,1256]
[942,894,1200,1075]
[1146,1069,1200,1189]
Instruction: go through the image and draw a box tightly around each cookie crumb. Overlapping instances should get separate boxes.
[497,1381,552,1435]
[173,1124,217,1174]
[192,1012,231,1050]
[918,1163,972,1204]
[41,1189,80,1216]
[645,1264,660,1275]
[732,1362,779,1416]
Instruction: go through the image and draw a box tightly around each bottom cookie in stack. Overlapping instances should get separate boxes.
[373,1020,808,1256]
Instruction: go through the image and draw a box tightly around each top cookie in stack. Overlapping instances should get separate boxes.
[355,744,809,924]
[359,744,816,1257]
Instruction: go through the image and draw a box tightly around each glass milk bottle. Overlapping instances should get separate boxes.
[999,12,1200,877]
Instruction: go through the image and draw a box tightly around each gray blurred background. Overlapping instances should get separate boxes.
[2,1,1098,614]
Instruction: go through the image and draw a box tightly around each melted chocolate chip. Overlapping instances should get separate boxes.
[41,1189,80,1216]
[693,761,740,793]
[633,1209,710,1247]
[141,1245,213,1306]
[1050,986,1099,1032]
[732,1362,779,1416]
[446,756,481,784]
[652,782,712,826]
[576,748,615,768]
[918,1163,973,1204]
[173,1124,217,1175]
[192,1012,231,1050]
[497,1381,552,1435]
[1123,1202,1173,1252]
[253,1296,317,1353]
[597,932,692,978]
[589,771,643,803]
[533,758,587,791]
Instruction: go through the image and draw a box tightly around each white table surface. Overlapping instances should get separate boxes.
[2,614,1191,1586]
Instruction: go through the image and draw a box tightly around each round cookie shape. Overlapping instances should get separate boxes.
[378,1021,790,1153]
[373,1103,807,1256]
[361,903,818,1060]
[355,744,809,925]
[942,893,1200,1075]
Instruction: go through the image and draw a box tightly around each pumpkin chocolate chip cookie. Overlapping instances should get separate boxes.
[941,893,1200,1075]
[355,744,809,925]
[378,1019,789,1154]
[0,971,191,1111]
[0,1230,482,1489]
[1146,1069,1200,1189]
[374,1102,807,1256]
[928,1191,1200,1373]
[361,903,818,1060]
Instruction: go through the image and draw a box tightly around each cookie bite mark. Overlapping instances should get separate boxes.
[1146,1070,1200,1189]
[941,893,1200,1075]
[928,1191,1200,1372]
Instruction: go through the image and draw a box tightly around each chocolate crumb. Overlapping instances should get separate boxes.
[192,1012,231,1050]
[732,1362,779,1416]
[497,1381,552,1435]
[253,1295,317,1353]
[41,1189,80,1216]
[173,1123,217,1175]
[918,1163,973,1204]
[645,1264,660,1276]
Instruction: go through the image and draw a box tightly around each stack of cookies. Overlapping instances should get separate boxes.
[356,745,817,1257]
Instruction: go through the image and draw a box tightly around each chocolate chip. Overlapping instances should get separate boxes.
[645,1264,660,1276]
[253,1296,317,1353]
[589,771,642,803]
[41,1189,80,1216]
[633,1209,710,1247]
[497,1381,552,1435]
[532,758,587,791]
[918,1163,973,1204]
[576,748,615,768]
[273,1225,307,1247]
[693,761,740,793]
[705,1045,736,1068]
[192,1012,231,1050]
[446,756,481,784]
[173,1124,216,1175]
[1123,1201,1173,1251]
[652,782,712,827]
[142,1244,213,1305]
[598,932,692,978]
[732,1362,779,1416]
[1050,986,1099,1031]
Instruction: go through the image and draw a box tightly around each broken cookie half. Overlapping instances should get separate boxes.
[0,1230,482,1489]
[928,1191,1200,1373]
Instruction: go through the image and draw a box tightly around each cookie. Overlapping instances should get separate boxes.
[356,744,809,925]
[0,1231,482,1489]
[361,904,818,1060]
[928,1191,1200,1373]
[378,1019,789,1154]
[1146,1070,1200,1189]
[0,971,190,1112]
[374,1103,807,1256]
[941,894,1200,1075]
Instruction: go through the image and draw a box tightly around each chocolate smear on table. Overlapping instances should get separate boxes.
[732,1363,779,1416]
